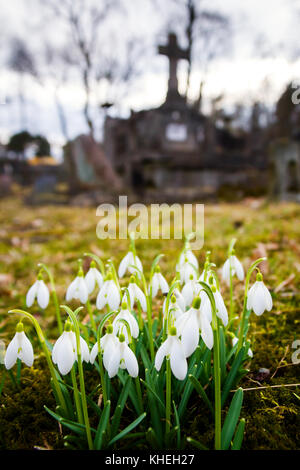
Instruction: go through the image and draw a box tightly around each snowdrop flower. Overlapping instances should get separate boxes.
[155,326,187,380]
[232,336,253,358]
[176,297,213,357]
[222,253,244,285]
[66,268,88,304]
[105,333,139,378]
[181,274,201,305]
[150,266,169,298]
[177,249,199,271]
[96,272,121,310]
[163,294,184,321]
[118,251,143,278]
[201,285,228,327]
[26,273,49,309]
[90,324,119,368]
[199,267,217,287]
[127,276,147,312]
[4,322,34,369]
[178,259,198,285]
[113,302,139,339]
[246,272,272,316]
[85,261,103,294]
[52,321,90,375]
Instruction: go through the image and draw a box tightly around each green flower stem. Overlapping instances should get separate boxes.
[61,305,94,450]
[86,299,97,331]
[165,358,172,438]
[213,325,221,450]
[237,257,266,353]
[8,309,68,416]
[146,293,154,362]
[229,257,234,324]
[70,366,84,425]
[137,300,143,330]
[97,331,107,406]
[131,340,144,415]
[38,263,63,334]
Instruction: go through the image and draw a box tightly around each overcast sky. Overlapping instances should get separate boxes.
[0,0,300,158]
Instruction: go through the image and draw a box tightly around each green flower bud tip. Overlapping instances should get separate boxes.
[119,333,126,343]
[204,261,209,269]
[256,272,263,282]
[107,324,113,334]
[211,285,217,293]
[129,275,135,284]
[192,296,201,309]
[209,275,214,285]
[189,274,194,280]
[78,267,84,277]
[171,294,177,304]
[37,271,43,280]
[154,265,161,273]
[64,320,72,332]
[16,322,24,333]
[170,326,177,336]
[90,260,96,268]
[121,301,127,310]
[106,272,113,281]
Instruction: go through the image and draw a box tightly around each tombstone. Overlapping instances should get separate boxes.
[269,139,300,201]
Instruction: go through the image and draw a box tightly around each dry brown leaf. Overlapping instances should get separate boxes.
[274,274,295,293]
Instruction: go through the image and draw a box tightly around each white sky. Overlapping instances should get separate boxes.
[0,0,300,158]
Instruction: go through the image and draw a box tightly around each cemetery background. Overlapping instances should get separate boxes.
[0,0,299,450]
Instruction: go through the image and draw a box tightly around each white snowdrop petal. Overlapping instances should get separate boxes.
[263,283,273,311]
[107,348,121,378]
[94,269,104,289]
[96,282,109,309]
[151,274,159,298]
[20,332,34,367]
[66,278,78,301]
[37,281,50,309]
[155,338,170,371]
[118,252,131,278]
[26,281,38,307]
[85,269,96,294]
[80,337,90,362]
[158,273,169,294]
[215,292,228,327]
[182,281,194,305]
[90,342,98,364]
[221,259,230,284]
[181,315,199,358]
[200,313,214,350]
[233,256,244,281]
[57,336,75,375]
[170,339,187,380]
[78,278,88,304]
[107,282,120,310]
[123,344,139,377]
[4,334,19,369]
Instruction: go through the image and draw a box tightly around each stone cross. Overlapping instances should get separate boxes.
[158,33,189,96]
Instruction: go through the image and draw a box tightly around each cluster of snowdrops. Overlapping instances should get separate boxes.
[3,235,272,450]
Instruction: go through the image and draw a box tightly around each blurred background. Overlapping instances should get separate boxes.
[1,0,300,204]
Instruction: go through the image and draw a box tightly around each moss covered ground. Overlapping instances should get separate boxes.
[0,196,299,450]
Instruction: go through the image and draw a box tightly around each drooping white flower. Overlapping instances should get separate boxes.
[181,274,201,305]
[246,273,272,316]
[66,268,88,304]
[4,322,34,369]
[90,324,119,368]
[222,255,244,285]
[105,334,139,378]
[155,327,188,380]
[26,275,50,309]
[150,266,169,298]
[127,276,147,312]
[201,286,228,327]
[232,336,253,357]
[118,251,143,278]
[176,297,213,356]
[178,260,198,285]
[163,293,184,320]
[177,249,199,271]
[199,268,217,287]
[52,322,90,375]
[96,273,120,311]
[113,302,139,339]
[85,261,103,294]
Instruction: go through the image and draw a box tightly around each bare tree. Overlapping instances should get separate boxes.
[7,37,37,129]
[39,0,143,139]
